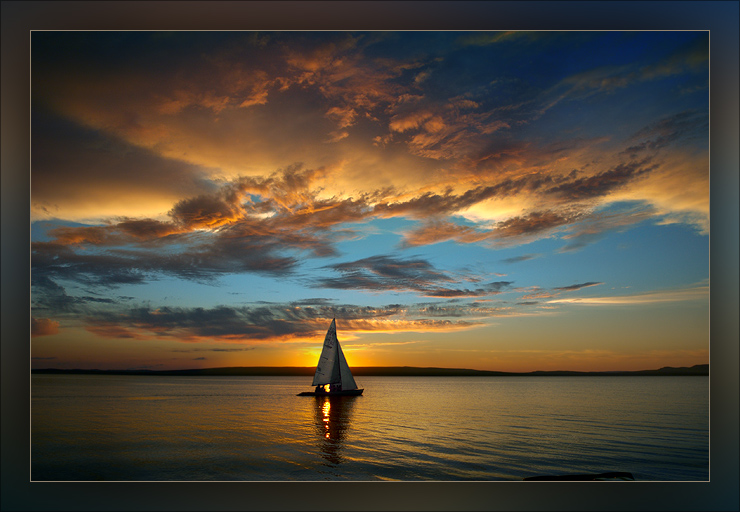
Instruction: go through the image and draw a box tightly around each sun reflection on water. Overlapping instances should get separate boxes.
[313,396,357,465]
[322,399,331,438]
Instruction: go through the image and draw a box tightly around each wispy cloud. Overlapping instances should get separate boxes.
[559,204,657,252]
[501,254,541,264]
[553,282,604,292]
[547,286,708,305]
[545,159,658,201]
[536,34,707,118]
[315,255,512,298]
[172,347,256,353]
[72,300,512,343]
[624,110,707,155]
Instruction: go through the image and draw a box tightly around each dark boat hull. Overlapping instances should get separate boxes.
[297,389,364,396]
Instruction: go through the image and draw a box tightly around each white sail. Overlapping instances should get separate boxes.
[312,319,341,386]
[337,341,358,391]
[311,319,358,390]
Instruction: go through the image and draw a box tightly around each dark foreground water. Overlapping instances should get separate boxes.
[31,375,708,481]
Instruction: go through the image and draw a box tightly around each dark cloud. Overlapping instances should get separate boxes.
[414,301,511,318]
[494,211,575,239]
[172,347,255,353]
[373,178,535,220]
[31,273,77,313]
[110,219,183,242]
[501,254,541,264]
[415,304,470,317]
[33,220,301,295]
[46,220,186,247]
[321,304,405,321]
[401,210,575,249]
[170,195,240,230]
[554,282,604,292]
[290,298,337,306]
[32,241,154,288]
[47,225,128,246]
[559,205,657,252]
[546,159,658,201]
[624,110,708,154]
[92,303,401,340]
[79,296,117,304]
[31,270,129,316]
[316,254,512,298]
[81,302,404,341]
[515,282,603,303]
[349,255,441,279]
[519,287,558,300]
[373,191,458,218]
[188,227,301,274]
[317,256,441,293]
[31,108,216,218]
[424,281,513,298]
[71,298,531,342]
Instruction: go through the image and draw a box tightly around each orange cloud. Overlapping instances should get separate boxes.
[401,220,488,247]
[30,30,709,286]
[31,317,60,337]
[85,324,145,339]
[389,111,434,132]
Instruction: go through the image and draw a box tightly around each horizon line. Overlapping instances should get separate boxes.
[31,363,709,377]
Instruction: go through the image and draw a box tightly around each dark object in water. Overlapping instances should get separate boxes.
[297,389,364,396]
[523,471,635,481]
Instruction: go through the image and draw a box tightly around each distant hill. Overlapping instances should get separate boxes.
[32,364,709,377]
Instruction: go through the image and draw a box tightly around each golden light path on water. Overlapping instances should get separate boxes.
[322,399,331,439]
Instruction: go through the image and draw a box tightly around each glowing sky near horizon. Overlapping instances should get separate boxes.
[30,31,709,372]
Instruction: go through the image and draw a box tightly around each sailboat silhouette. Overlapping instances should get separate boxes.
[298,319,364,396]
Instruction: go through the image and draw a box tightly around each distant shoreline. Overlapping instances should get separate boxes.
[31,364,709,377]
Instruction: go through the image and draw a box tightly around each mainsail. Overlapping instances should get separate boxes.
[311,319,358,391]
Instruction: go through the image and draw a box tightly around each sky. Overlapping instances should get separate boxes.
[30,30,709,372]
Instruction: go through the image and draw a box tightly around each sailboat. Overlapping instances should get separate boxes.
[297,318,364,396]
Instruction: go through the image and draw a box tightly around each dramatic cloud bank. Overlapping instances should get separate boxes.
[30,31,709,371]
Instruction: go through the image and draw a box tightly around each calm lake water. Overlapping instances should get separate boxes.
[31,375,708,481]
